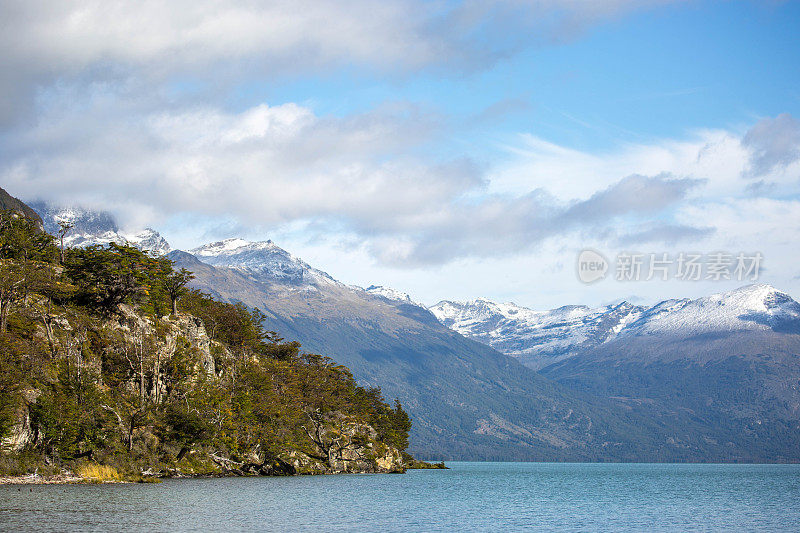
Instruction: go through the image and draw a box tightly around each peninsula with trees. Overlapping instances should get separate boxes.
[0,190,418,482]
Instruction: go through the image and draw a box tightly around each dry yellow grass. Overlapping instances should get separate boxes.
[77,463,122,482]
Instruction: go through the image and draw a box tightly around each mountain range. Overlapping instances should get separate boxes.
[429,287,800,369]
[24,201,800,462]
[170,240,646,461]
[431,287,800,462]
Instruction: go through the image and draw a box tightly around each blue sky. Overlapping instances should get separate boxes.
[2,0,800,308]
[236,1,800,146]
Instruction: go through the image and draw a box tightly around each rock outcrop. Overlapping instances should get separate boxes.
[2,305,406,476]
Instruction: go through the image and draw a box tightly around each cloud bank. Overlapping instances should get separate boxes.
[5,79,797,266]
[2,0,798,279]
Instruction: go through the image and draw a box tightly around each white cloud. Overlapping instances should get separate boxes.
[1,94,466,229]
[4,83,799,307]
[1,0,679,70]
[1,0,797,307]
[5,82,799,272]
[0,0,683,124]
[742,113,800,177]
[493,128,750,200]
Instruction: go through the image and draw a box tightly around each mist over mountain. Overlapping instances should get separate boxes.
[31,202,171,255]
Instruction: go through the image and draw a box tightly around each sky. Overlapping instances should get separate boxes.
[1,0,799,309]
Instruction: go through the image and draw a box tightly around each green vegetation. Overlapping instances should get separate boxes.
[402,453,447,469]
[0,210,412,479]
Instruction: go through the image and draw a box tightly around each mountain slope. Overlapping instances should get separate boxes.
[539,329,800,462]
[0,210,410,478]
[430,285,800,367]
[16,201,800,462]
[0,186,42,226]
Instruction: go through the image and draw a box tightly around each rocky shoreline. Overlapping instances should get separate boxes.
[1,473,88,484]
[1,458,447,484]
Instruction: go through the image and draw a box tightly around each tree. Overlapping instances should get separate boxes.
[65,243,157,314]
[0,260,59,332]
[56,220,73,265]
[163,267,194,315]
[0,261,26,333]
[28,272,76,354]
[0,214,416,473]
[0,210,57,263]
[163,403,209,460]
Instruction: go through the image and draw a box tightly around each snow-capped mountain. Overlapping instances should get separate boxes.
[364,285,421,306]
[429,298,642,368]
[31,203,171,255]
[187,239,429,307]
[430,284,800,369]
[58,226,171,256]
[189,238,336,286]
[13,195,800,461]
[175,241,640,461]
[617,284,800,337]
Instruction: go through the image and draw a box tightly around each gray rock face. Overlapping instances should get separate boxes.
[112,305,217,380]
[281,413,405,474]
[208,416,406,476]
[1,389,41,452]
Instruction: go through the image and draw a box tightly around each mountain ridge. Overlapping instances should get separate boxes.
[0,186,42,226]
[430,284,800,369]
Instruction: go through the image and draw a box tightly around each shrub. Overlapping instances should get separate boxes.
[77,463,121,482]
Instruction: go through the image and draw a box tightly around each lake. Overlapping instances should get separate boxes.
[2,462,800,532]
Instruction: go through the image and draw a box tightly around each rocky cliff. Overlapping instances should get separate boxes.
[2,303,405,476]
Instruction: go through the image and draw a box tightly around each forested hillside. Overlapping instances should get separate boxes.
[0,209,411,480]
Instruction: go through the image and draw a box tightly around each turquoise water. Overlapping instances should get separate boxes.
[2,462,800,532]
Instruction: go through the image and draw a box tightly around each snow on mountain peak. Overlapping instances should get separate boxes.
[31,203,171,255]
[620,284,800,337]
[430,284,800,369]
[188,238,335,286]
[429,297,641,367]
[364,285,421,306]
[191,238,278,256]
[725,283,791,309]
